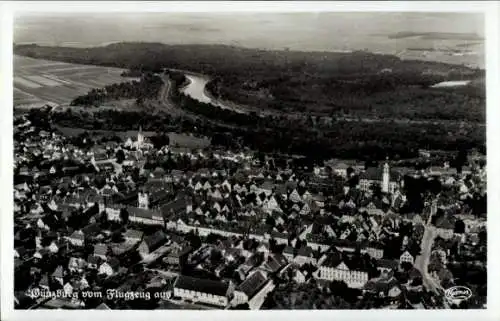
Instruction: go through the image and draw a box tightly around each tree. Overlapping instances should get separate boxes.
[120,208,129,225]
[111,231,124,243]
[116,149,125,164]
[454,219,465,234]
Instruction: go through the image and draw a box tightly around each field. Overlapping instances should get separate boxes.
[14,55,130,108]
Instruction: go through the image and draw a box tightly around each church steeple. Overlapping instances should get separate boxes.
[382,157,390,193]
[137,126,144,146]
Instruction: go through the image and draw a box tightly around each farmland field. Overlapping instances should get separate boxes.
[14,55,132,108]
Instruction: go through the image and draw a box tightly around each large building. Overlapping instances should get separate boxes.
[359,160,401,194]
[316,253,370,289]
[173,275,234,307]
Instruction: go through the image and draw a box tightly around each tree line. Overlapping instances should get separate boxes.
[70,73,163,107]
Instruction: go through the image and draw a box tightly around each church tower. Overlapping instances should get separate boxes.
[382,158,390,193]
[137,126,144,147]
[138,191,149,209]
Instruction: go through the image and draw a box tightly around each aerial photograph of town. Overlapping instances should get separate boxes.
[11,9,487,311]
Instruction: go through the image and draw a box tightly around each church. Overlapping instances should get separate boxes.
[358,160,401,194]
[124,127,154,150]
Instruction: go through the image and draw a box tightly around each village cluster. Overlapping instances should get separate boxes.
[13,114,487,310]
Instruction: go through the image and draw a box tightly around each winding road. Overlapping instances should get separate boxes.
[414,199,450,308]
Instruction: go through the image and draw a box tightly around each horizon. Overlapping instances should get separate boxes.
[13,12,485,68]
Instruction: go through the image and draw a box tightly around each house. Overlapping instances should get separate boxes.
[99,258,121,277]
[164,245,193,267]
[399,251,414,265]
[96,302,111,310]
[63,282,74,296]
[123,229,144,244]
[14,247,28,260]
[232,271,272,309]
[173,275,234,308]
[376,259,399,276]
[363,277,401,302]
[94,244,110,261]
[138,231,166,257]
[33,249,50,261]
[87,255,100,269]
[294,246,316,265]
[39,274,50,290]
[292,269,306,284]
[260,253,288,274]
[283,246,295,261]
[51,266,65,285]
[435,216,455,239]
[68,230,85,247]
[68,257,87,273]
[48,240,66,254]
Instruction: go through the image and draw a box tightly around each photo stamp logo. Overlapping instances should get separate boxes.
[444,286,472,303]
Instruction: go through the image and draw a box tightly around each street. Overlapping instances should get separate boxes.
[414,199,450,308]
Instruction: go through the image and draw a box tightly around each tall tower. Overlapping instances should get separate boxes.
[382,158,390,193]
[137,126,144,146]
[138,191,149,209]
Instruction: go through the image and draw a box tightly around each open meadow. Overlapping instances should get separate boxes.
[14,55,130,108]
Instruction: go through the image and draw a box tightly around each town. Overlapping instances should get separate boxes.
[13,107,487,310]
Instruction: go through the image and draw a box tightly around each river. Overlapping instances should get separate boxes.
[180,74,248,114]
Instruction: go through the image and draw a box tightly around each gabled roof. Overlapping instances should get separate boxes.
[174,275,230,297]
[124,229,144,240]
[435,215,455,230]
[96,302,111,310]
[52,265,64,278]
[142,231,166,250]
[69,230,85,240]
[87,254,100,264]
[237,271,268,299]
[105,257,120,270]
[128,207,161,219]
[297,246,314,258]
[94,244,109,256]
[377,259,399,270]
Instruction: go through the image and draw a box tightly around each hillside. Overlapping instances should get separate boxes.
[14,42,485,122]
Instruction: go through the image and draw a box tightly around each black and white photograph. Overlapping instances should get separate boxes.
[1,1,499,320]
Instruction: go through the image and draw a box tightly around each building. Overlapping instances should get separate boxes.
[232,271,273,309]
[294,246,316,266]
[123,229,144,244]
[128,207,163,225]
[68,257,87,273]
[435,216,455,240]
[94,244,110,261]
[399,251,415,265]
[316,253,369,289]
[68,230,85,247]
[164,245,193,267]
[99,258,121,277]
[138,231,166,257]
[51,266,65,285]
[359,161,400,194]
[138,191,149,209]
[172,275,234,307]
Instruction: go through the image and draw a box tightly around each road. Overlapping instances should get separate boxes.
[414,199,450,309]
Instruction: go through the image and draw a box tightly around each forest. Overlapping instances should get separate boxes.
[48,99,484,163]
[14,42,485,122]
[70,73,163,107]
